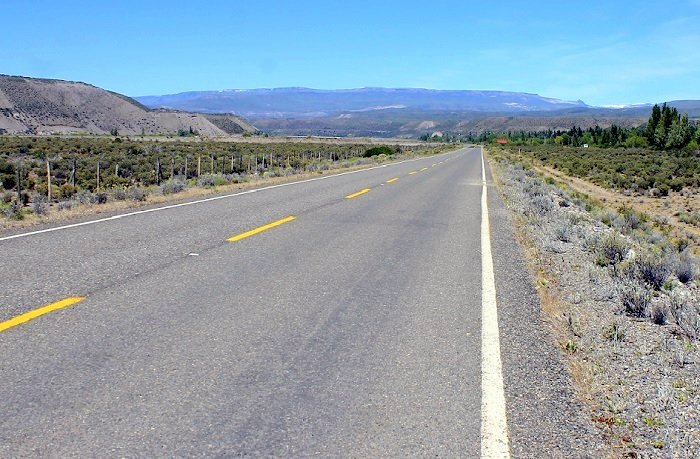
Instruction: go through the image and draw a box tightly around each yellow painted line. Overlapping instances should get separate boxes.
[408,171,418,175]
[345,188,371,199]
[0,297,85,333]
[227,216,296,242]
[386,178,399,183]
[432,163,437,167]
[420,167,429,171]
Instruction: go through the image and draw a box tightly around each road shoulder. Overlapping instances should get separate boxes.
[485,155,608,457]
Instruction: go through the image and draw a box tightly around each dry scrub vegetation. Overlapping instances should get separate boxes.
[0,137,449,231]
[489,149,699,457]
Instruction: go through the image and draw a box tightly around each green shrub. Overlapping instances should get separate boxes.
[363,146,394,158]
[596,232,629,267]
[213,175,228,186]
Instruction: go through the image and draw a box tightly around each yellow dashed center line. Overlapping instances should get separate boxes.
[420,167,428,171]
[0,297,86,333]
[432,163,437,167]
[228,216,297,242]
[386,178,399,183]
[408,171,418,175]
[345,188,371,199]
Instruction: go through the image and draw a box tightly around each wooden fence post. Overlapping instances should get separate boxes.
[46,157,52,201]
[15,167,21,211]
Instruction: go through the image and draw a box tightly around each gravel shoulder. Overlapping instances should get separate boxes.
[488,149,700,458]
[486,156,609,458]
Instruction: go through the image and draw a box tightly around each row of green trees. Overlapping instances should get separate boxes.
[645,104,694,150]
[435,105,699,151]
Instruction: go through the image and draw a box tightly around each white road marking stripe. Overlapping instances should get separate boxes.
[480,147,511,458]
[0,151,458,242]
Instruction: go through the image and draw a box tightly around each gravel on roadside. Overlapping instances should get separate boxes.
[490,152,700,458]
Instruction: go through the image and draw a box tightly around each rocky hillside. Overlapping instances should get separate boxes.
[0,75,254,136]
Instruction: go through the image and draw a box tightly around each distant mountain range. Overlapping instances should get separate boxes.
[0,75,254,136]
[136,88,592,119]
[2,75,699,138]
[137,87,700,137]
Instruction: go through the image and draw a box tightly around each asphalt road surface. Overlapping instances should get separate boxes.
[0,148,603,457]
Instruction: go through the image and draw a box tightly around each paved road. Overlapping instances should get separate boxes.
[0,148,602,457]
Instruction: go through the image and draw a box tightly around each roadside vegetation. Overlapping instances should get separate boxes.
[496,145,699,197]
[0,136,448,225]
[489,148,699,456]
[471,104,699,150]
[479,105,700,252]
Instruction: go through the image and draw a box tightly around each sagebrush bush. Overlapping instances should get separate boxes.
[197,175,216,187]
[619,281,651,317]
[583,232,601,253]
[669,292,700,340]
[75,190,94,205]
[651,304,669,325]
[126,187,147,202]
[528,195,555,215]
[57,200,77,211]
[524,180,547,197]
[30,193,48,215]
[675,253,697,284]
[554,221,574,242]
[111,188,128,201]
[596,232,629,267]
[633,250,672,290]
[599,209,618,227]
[160,180,187,195]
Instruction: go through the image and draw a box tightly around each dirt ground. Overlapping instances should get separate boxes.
[537,166,700,251]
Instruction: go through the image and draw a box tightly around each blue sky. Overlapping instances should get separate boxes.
[3,0,699,105]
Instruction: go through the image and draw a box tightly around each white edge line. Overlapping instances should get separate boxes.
[480,146,511,458]
[0,150,459,242]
